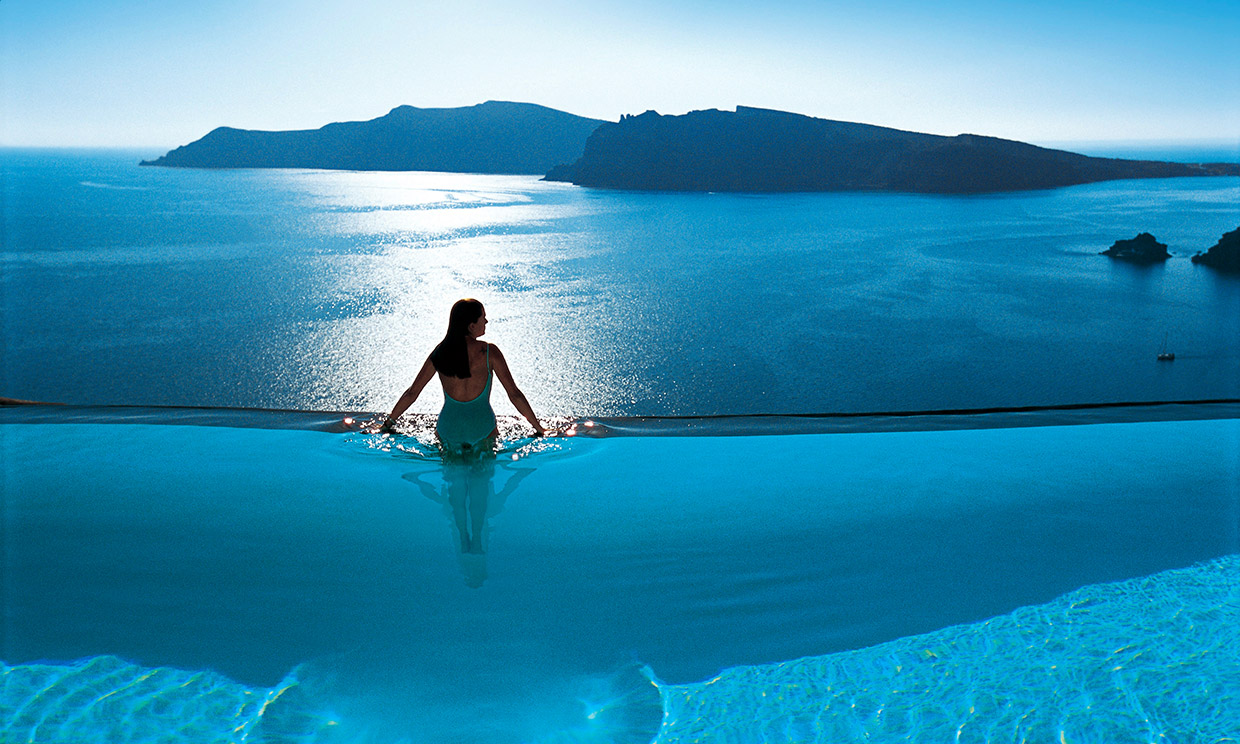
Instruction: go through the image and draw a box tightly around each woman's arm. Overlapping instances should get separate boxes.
[381,356,436,431]
[489,344,546,435]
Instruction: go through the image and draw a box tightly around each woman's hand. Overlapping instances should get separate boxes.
[358,414,396,434]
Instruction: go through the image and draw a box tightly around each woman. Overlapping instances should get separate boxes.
[381,299,545,452]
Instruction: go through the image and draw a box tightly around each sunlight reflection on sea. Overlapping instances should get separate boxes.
[3,151,1238,415]
[265,170,621,415]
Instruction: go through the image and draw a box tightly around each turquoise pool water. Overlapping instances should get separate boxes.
[2,404,1238,742]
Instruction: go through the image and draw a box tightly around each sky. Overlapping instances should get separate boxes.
[2,0,1238,148]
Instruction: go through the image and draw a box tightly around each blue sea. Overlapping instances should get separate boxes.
[2,148,1238,415]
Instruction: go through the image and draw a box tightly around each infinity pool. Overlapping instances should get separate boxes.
[2,403,1238,742]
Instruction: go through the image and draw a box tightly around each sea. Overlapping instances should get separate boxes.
[2,146,1239,416]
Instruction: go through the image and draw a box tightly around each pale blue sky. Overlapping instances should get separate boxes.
[2,0,1237,148]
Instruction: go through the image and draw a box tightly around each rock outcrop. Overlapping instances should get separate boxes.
[1102,233,1171,263]
[1191,227,1240,272]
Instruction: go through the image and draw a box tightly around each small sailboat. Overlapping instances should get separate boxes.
[1157,333,1175,361]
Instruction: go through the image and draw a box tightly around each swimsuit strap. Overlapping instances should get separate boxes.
[474,343,492,397]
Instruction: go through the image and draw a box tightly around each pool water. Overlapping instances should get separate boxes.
[2,405,1238,742]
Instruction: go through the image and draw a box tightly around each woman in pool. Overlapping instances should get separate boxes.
[381,299,545,452]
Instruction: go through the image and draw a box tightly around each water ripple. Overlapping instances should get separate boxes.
[1,655,335,743]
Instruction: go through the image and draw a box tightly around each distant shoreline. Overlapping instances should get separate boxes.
[121,103,1239,194]
[542,107,1240,194]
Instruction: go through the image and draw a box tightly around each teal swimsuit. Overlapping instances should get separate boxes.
[436,344,497,454]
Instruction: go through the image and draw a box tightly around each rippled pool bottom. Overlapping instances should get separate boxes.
[5,556,1237,743]
[2,407,1238,742]
[657,555,1239,743]
[2,656,333,743]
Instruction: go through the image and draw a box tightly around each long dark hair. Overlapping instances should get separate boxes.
[430,299,484,379]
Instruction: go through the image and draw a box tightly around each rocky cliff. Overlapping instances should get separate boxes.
[1192,227,1240,272]
[544,107,1240,194]
[141,101,605,175]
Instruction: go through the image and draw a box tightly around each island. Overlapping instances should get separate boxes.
[1191,227,1240,273]
[1101,233,1170,264]
[543,106,1240,194]
[141,101,605,175]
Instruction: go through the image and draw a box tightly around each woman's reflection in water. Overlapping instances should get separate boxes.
[404,453,536,587]
[378,298,546,587]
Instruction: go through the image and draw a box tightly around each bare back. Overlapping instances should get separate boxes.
[439,340,491,402]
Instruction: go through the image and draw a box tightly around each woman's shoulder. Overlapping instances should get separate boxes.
[468,339,499,363]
